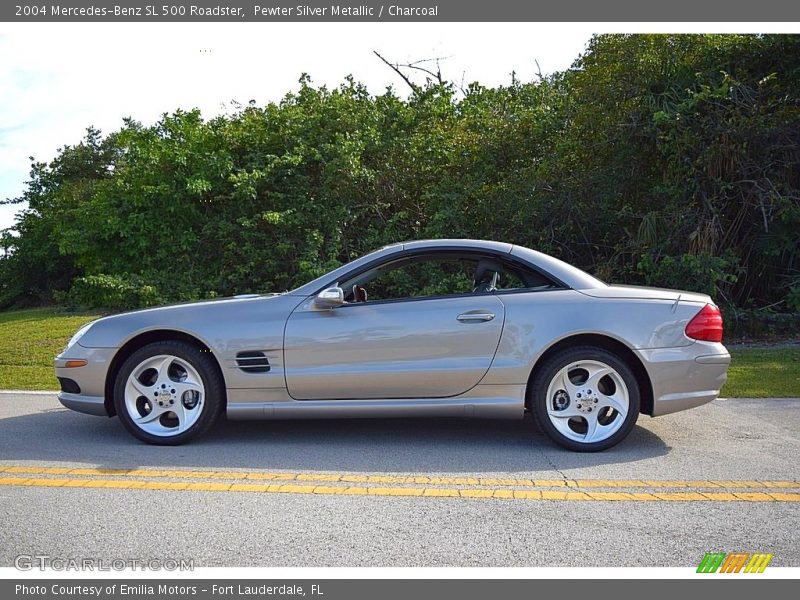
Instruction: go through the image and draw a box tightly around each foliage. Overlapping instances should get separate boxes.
[56,274,162,311]
[724,347,800,398]
[0,308,100,390]
[1,35,798,311]
[724,307,800,340]
[636,251,743,298]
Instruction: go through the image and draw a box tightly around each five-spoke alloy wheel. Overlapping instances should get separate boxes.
[531,346,641,452]
[114,341,223,445]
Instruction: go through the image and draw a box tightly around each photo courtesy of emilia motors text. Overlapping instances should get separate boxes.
[0,0,799,596]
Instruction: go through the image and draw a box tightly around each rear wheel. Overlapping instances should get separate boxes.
[531,346,640,452]
[113,341,223,445]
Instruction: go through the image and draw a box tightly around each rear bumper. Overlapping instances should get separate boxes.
[637,341,730,417]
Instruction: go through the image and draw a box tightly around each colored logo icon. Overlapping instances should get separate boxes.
[697,552,773,573]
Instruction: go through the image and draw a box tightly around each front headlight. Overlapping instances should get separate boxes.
[64,321,95,352]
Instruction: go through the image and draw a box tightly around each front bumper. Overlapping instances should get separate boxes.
[54,345,116,417]
[637,341,730,417]
[58,392,108,416]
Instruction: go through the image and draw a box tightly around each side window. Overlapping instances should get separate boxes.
[495,262,556,291]
[343,256,481,302]
[339,252,558,303]
[495,268,528,290]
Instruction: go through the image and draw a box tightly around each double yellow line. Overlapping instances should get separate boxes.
[1,465,798,502]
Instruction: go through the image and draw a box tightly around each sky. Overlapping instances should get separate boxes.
[0,22,597,231]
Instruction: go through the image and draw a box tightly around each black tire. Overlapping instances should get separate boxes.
[530,345,640,452]
[114,340,224,445]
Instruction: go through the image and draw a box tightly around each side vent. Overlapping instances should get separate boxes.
[235,351,271,374]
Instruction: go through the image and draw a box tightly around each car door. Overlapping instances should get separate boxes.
[283,253,506,400]
[283,294,504,400]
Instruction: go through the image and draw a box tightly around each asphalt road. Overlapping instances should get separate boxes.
[0,392,798,567]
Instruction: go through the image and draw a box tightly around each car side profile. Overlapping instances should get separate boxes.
[55,239,730,451]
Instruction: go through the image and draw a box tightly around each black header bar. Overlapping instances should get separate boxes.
[4,0,800,22]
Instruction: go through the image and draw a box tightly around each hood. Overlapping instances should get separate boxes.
[75,292,306,349]
[98,292,289,320]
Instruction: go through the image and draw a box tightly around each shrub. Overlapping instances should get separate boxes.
[636,251,743,299]
[62,274,161,310]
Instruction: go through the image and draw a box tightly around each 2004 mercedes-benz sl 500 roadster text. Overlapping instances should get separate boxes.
[55,239,729,451]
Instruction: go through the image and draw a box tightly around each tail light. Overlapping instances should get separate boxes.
[685,304,724,342]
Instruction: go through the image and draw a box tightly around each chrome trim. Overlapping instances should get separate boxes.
[457,312,495,322]
[695,353,731,365]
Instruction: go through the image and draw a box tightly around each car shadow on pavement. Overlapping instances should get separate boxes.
[0,405,670,473]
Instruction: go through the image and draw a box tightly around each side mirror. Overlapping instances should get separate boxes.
[314,286,345,309]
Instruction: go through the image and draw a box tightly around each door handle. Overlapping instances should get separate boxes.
[456,312,495,322]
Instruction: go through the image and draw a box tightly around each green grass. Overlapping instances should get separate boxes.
[724,347,800,398]
[0,308,101,390]
[0,308,797,396]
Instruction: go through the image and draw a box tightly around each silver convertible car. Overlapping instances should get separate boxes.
[55,239,730,451]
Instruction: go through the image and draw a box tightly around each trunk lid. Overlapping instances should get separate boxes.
[578,284,712,305]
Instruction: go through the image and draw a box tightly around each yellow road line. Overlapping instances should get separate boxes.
[1,475,799,502]
[0,465,796,490]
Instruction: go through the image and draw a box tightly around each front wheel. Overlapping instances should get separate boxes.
[531,346,640,452]
[113,341,224,445]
